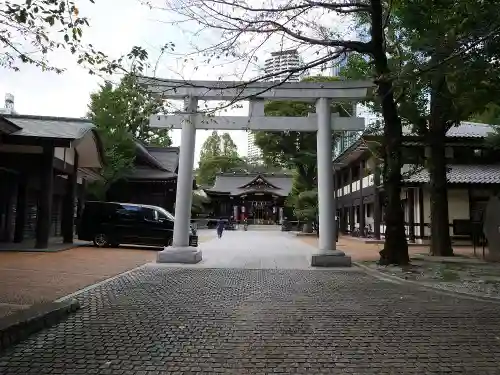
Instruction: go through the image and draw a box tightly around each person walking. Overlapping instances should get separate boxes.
[216,218,225,239]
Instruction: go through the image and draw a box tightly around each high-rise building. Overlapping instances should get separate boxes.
[330,51,350,77]
[263,49,303,83]
[246,49,304,161]
[0,93,15,115]
[247,132,262,161]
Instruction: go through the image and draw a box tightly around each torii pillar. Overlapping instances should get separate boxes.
[311,98,350,266]
[157,97,201,263]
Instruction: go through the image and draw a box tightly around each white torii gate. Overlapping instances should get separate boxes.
[138,77,374,266]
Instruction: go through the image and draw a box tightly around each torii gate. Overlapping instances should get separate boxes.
[138,77,374,266]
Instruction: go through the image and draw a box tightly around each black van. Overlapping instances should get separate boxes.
[78,201,198,248]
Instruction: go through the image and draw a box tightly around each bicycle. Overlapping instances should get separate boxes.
[351,227,361,237]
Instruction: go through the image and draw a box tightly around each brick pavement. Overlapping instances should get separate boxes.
[1,266,500,374]
[0,246,156,317]
[300,235,483,261]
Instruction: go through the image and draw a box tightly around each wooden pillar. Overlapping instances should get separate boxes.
[35,143,55,249]
[418,187,425,239]
[0,181,15,242]
[13,176,27,243]
[408,187,416,242]
[62,152,78,243]
[359,161,365,236]
[348,166,354,233]
[77,178,87,220]
[373,165,381,240]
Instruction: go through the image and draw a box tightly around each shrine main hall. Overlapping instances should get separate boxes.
[204,172,293,224]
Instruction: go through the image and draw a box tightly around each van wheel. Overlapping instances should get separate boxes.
[93,233,109,248]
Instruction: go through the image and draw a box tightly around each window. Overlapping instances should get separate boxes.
[156,207,175,221]
[116,205,141,221]
[142,208,158,221]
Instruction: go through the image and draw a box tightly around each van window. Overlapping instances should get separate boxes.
[116,205,141,221]
[157,207,175,221]
[142,207,158,221]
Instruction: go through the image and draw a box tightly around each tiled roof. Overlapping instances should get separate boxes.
[208,173,293,196]
[4,114,94,139]
[126,167,177,181]
[146,146,179,173]
[446,122,494,138]
[368,122,494,138]
[405,164,500,184]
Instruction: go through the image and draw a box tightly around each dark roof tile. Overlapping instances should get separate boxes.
[405,164,500,184]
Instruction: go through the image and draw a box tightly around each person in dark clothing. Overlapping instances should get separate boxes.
[216,219,225,238]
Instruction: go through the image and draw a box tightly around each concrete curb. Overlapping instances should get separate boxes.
[354,261,500,304]
[0,299,80,352]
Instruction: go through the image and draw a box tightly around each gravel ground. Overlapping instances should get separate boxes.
[365,260,500,298]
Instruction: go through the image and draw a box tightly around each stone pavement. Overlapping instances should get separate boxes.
[183,230,316,269]
[1,267,500,374]
[2,230,500,374]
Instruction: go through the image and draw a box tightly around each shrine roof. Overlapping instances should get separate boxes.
[404,164,500,184]
[207,172,293,197]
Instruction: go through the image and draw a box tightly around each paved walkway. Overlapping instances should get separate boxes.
[0,247,156,318]
[2,230,500,374]
[184,230,316,269]
[300,235,485,261]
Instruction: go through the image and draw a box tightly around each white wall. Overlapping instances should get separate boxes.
[422,188,469,237]
[54,147,75,165]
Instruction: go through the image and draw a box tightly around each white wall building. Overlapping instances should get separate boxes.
[263,49,303,83]
[246,132,262,160]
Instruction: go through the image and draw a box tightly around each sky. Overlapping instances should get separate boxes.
[0,0,251,165]
[0,0,368,165]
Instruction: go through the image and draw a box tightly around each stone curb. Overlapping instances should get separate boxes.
[354,261,500,304]
[0,299,80,352]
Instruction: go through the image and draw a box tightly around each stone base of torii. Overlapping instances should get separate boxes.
[138,77,374,267]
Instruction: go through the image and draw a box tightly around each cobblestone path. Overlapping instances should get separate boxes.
[1,267,500,374]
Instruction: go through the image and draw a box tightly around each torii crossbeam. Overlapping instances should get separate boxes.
[138,76,375,267]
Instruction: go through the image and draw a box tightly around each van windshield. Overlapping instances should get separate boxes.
[156,207,175,221]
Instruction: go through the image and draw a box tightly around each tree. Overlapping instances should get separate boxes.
[87,73,172,198]
[221,133,238,158]
[197,131,243,186]
[191,191,211,216]
[343,0,500,257]
[293,189,318,232]
[0,0,150,74]
[152,0,412,264]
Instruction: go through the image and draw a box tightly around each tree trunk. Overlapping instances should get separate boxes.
[371,0,409,265]
[428,71,454,256]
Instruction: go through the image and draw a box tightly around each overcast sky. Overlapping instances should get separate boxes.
[0,0,253,165]
[0,0,368,165]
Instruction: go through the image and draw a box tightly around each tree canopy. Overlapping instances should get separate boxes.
[197,131,243,186]
[1,0,150,74]
[87,73,172,198]
[341,0,500,257]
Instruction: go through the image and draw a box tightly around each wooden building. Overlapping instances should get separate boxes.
[204,172,293,224]
[0,114,104,248]
[106,144,181,212]
[333,122,500,242]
